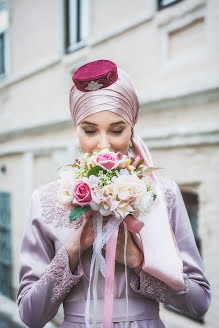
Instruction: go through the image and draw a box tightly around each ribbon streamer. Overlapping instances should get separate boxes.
[103,229,118,328]
[92,255,99,328]
[123,221,129,328]
[78,210,144,328]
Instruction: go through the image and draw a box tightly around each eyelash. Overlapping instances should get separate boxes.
[84,130,124,134]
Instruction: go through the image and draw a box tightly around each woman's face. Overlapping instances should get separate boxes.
[76,111,132,155]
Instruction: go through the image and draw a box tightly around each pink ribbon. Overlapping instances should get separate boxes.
[103,214,144,327]
[124,214,144,233]
[78,210,144,327]
[103,229,119,328]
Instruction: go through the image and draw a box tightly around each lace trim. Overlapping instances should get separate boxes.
[38,180,83,229]
[157,176,176,221]
[35,245,83,303]
[130,270,167,303]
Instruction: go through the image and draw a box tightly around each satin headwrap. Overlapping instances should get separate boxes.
[69,61,185,291]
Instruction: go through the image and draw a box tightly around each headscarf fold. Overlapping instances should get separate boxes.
[69,65,185,291]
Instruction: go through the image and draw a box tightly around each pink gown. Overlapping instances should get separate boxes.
[16,176,211,328]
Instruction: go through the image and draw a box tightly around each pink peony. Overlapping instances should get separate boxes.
[72,181,92,207]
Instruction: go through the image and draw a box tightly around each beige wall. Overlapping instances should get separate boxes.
[0,0,218,327]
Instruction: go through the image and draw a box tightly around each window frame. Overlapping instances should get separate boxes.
[158,0,183,11]
[64,0,89,54]
[0,2,8,78]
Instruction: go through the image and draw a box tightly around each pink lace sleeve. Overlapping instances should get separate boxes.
[16,187,84,328]
[35,245,83,303]
[130,271,168,303]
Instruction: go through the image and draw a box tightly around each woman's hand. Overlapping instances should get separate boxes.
[64,210,95,273]
[103,221,144,275]
[64,212,112,272]
[65,213,143,274]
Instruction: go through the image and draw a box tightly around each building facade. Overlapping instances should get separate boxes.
[0,0,218,326]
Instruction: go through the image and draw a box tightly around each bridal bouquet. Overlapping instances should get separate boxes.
[58,148,157,221]
[57,148,160,328]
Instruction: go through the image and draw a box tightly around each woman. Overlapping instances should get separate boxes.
[16,59,211,328]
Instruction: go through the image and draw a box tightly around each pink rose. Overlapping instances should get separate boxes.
[73,181,92,207]
[95,152,117,170]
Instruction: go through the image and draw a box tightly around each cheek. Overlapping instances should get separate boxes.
[78,135,94,151]
[77,130,98,154]
[111,131,131,151]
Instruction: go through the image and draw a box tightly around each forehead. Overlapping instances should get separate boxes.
[79,111,128,126]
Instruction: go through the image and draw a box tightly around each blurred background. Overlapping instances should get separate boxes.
[0,0,218,327]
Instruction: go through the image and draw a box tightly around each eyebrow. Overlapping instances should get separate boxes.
[80,120,126,126]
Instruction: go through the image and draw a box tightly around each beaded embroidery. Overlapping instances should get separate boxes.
[158,176,176,221]
[38,180,83,229]
[35,245,83,303]
[130,270,167,303]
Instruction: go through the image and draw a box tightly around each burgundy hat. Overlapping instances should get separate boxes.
[72,59,118,92]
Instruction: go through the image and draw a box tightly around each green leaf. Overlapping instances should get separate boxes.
[69,205,91,221]
[130,157,135,165]
[87,165,104,177]
[152,193,157,201]
[135,159,144,169]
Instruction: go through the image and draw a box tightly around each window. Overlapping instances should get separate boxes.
[0,4,8,77]
[158,0,183,10]
[182,191,201,256]
[0,192,13,299]
[64,0,89,53]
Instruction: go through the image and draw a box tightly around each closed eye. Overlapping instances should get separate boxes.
[84,131,95,134]
[84,130,124,134]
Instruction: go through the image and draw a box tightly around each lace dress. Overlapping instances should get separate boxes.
[16,176,211,328]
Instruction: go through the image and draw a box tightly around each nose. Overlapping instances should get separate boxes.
[97,134,111,150]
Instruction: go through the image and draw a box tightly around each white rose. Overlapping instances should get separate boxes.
[134,192,154,214]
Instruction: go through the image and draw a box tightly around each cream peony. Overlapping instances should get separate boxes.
[112,174,146,200]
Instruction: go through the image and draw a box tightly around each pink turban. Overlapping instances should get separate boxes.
[69,66,156,181]
[69,60,185,291]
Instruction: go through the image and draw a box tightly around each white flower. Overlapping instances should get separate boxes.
[99,205,112,216]
[113,201,134,219]
[57,192,73,205]
[118,168,129,176]
[58,170,76,204]
[113,174,145,201]
[134,192,154,215]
